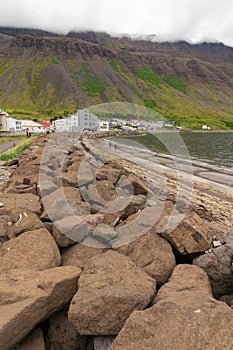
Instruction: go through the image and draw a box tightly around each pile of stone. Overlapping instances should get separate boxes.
[0,134,232,350]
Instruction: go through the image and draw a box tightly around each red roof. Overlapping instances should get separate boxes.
[38,121,52,128]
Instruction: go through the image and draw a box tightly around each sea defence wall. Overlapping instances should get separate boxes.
[0,133,233,349]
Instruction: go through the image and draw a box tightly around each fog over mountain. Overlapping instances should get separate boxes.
[0,0,233,47]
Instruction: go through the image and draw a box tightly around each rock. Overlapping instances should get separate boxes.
[0,215,10,243]
[96,166,122,184]
[0,193,42,216]
[41,188,89,222]
[8,208,44,238]
[4,158,19,167]
[193,239,233,297]
[94,336,115,350]
[111,265,233,350]
[53,216,93,244]
[38,178,58,197]
[92,224,117,247]
[59,172,79,187]
[0,266,81,349]
[16,329,45,350]
[163,213,213,254]
[61,244,106,269]
[80,181,117,207]
[118,174,148,196]
[112,206,163,247]
[220,294,233,309]
[154,264,213,303]
[77,163,94,187]
[46,310,87,350]
[0,202,4,207]
[116,230,176,285]
[0,228,61,271]
[96,180,118,202]
[52,223,76,247]
[68,250,156,335]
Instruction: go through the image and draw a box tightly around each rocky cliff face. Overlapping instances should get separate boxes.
[0,28,233,128]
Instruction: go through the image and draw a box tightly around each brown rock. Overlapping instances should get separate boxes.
[8,208,44,238]
[111,265,233,350]
[60,172,79,187]
[0,193,42,216]
[0,266,81,349]
[68,250,156,335]
[92,224,117,247]
[61,243,106,269]
[52,223,76,247]
[193,238,233,297]
[117,230,176,285]
[165,213,213,254]
[0,215,10,243]
[96,166,122,184]
[16,329,45,350]
[96,180,118,202]
[0,228,61,271]
[4,158,19,167]
[118,174,148,195]
[53,216,93,244]
[46,310,87,350]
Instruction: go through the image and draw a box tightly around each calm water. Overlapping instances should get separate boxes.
[113,132,233,174]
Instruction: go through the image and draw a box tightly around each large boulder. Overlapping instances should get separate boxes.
[68,250,156,335]
[46,310,87,350]
[96,165,122,184]
[16,329,46,350]
[8,208,44,238]
[0,215,10,244]
[193,238,233,297]
[111,265,233,350]
[0,266,81,349]
[0,228,61,271]
[118,174,148,196]
[116,230,176,285]
[162,213,213,254]
[61,243,106,268]
[0,193,42,216]
[53,215,103,244]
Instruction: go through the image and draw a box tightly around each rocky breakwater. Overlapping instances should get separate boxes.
[0,133,232,349]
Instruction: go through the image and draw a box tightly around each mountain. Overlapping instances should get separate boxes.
[0,27,233,129]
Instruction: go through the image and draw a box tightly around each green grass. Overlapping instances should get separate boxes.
[133,67,161,87]
[0,139,32,161]
[143,99,157,110]
[163,77,188,94]
[83,67,105,95]
[0,135,26,145]
[51,56,60,65]
[109,61,122,72]
[0,61,12,77]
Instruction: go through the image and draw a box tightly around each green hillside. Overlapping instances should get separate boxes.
[0,29,233,129]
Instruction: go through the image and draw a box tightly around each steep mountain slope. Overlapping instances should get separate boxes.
[0,28,233,128]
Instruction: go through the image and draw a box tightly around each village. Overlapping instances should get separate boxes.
[0,108,177,135]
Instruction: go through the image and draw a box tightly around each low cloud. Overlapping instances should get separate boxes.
[0,0,233,46]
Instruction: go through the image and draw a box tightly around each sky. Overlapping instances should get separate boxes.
[0,0,233,46]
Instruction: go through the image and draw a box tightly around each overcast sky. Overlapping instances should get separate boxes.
[1,0,233,46]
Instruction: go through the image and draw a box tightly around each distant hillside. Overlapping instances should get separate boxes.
[0,27,233,129]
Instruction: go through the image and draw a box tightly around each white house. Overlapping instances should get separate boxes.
[55,109,99,132]
[21,120,44,134]
[98,120,110,132]
[7,117,22,132]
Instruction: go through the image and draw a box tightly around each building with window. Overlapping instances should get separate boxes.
[54,109,99,132]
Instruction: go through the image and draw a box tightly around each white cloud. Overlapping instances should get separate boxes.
[0,0,233,46]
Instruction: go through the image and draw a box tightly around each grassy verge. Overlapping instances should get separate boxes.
[0,139,32,161]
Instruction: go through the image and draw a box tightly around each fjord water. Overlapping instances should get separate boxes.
[115,132,233,174]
